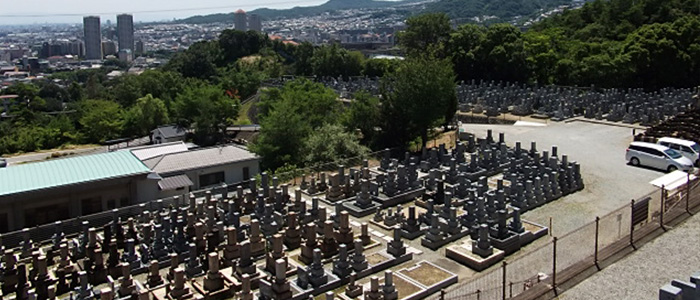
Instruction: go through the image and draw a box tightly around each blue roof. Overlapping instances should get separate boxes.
[0,151,150,197]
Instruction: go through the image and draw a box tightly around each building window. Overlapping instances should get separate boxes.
[199,171,225,188]
[25,204,69,227]
[243,167,250,180]
[0,213,8,233]
[81,197,102,215]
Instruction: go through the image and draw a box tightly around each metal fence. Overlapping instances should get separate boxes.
[438,174,700,300]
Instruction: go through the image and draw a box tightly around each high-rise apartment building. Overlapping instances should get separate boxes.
[83,16,102,60]
[234,9,247,31]
[249,14,262,32]
[117,14,135,52]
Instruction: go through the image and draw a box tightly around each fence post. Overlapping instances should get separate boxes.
[686,172,692,215]
[660,184,667,231]
[549,217,553,236]
[440,289,445,300]
[509,282,513,298]
[476,289,481,300]
[594,216,601,271]
[552,237,558,296]
[502,261,507,300]
[630,199,636,250]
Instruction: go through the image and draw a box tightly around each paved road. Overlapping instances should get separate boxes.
[560,210,700,299]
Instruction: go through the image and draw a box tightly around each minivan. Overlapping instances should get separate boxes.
[626,142,694,172]
[658,137,700,166]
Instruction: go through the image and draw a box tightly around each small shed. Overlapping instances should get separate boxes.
[151,125,187,144]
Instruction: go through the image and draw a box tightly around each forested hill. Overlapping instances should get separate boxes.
[425,0,571,21]
[527,0,700,89]
[180,0,412,23]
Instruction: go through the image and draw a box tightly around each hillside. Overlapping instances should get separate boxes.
[179,0,412,24]
[425,0,571,22]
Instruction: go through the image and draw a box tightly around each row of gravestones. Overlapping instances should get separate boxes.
[659,271,700,300]
[456,80,697,123]
[1,177,413,300]
[264,76,698,124]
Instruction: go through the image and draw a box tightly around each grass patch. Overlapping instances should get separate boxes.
[235,100,255,125]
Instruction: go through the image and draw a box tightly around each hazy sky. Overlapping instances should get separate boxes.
[0,0,329,25]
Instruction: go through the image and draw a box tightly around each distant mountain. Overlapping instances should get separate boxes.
[179,0,415,24]
[425,0,571,22]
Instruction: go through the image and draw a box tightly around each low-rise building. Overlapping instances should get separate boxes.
[0,151,157,232]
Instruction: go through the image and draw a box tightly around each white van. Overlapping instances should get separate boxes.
[658,137,700,166]
[626,142,694,172]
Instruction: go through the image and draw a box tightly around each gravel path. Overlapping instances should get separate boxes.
[560,211,700,299]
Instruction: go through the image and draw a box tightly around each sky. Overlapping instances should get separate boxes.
[0,0,330,25]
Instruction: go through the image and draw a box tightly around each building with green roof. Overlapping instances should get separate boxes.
[0,151,158,232]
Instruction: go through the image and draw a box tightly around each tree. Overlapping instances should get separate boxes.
[311,44,365,78]
[252,79,341,170]
[342,90,381,145]
[293,42,315,76]
[302,124,369,166]
[363,58,400,78]
[257,78,340,128]
[251,99,311,170]
[77,99,124,143]
[218,30,269,64]
[172,84,239,144]
[165,41,220,80]
[123,94,170,136]
[381,57,457,150]
[398,13,452,58]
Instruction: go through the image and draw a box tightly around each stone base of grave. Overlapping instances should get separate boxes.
[191,277,234,300]
[401,226,427,240]
[228,270,264,290]
[420,229,470,251]
[258,278,294,300]
[520,220,549,246]
[446,240,504,271]
[386,261,458,300]
[342,199,380,217]
[375,187,426,208]
[490,232,521,255]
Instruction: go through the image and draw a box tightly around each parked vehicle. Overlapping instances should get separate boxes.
[0,158,5,168]
[657,137,700,166]
[626,142,694,172]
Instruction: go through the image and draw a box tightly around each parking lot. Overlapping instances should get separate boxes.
[460,120,663,236]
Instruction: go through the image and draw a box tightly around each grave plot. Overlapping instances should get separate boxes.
[265,76,697,124]
[0,168,424,300]
[636,109,700,143]
[455,79,697,124]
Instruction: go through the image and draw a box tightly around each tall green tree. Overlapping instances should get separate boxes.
[302,124,369,166]
[342,90,381,145]
[381,57,457,150]
[311,44,365,78]
[252,79,341,170]
[123,94,170,136]
[77,99,124,143]
[172,84,239,144]
[398,13,453,58]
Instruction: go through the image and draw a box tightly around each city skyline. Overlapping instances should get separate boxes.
[0,0,328,25]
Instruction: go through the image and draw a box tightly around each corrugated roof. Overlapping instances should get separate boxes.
[158,174,193,191]
[150,145,258,175]
[0,151,150,197]
[127,142,189,161]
